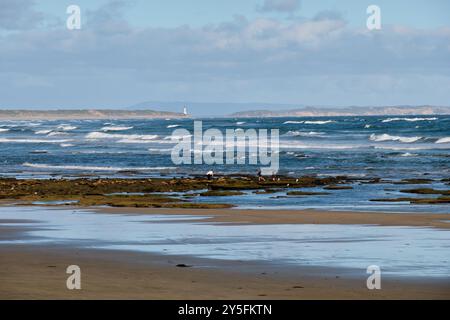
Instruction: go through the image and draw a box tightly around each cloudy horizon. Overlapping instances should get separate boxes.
[1,0,449,116]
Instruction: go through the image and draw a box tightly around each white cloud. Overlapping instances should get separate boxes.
[0,2,449,108]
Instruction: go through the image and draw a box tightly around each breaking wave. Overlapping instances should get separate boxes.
[283,121,303,124]
[101,126,133,131]
[35,129,53,135]
[22,163,175,171]
[0,138,72,143]
[436,137,450,144]
[283,120,335,125]
[382,117,437,123]
[57,125,77,131]
[86,132,158,141]
[369,134,422,143]
[304,120,335,125]
[284,131,325,137]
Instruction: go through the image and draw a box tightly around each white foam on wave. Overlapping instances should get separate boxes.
[164,134,192,140]
[60,143,74,148]
[400,152,418,157]
[369,133,422,143]
[304,120,335,125]
[382,117,437,123]
[283,121,303,124]
[0,138,72,143]
[47,131,69,136]
[35,129,53,135]
[148,148,173,153]
[86,132,158,141]
[22,163,175,171]
[101,126,133,131]
[284,131,324,137]
[167,124,180,128]
[436,137,450,144]
[117,139,159,144]
[283,120,335,125]
[0,128,9,132]
[236,122,246,125]
[57,125,77,131]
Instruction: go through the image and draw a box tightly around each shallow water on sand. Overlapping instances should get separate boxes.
[1,206,449,278]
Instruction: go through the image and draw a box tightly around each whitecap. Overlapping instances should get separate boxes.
[57,125,77,131]
[22,163,176,171]
[47,131,69,136]
[400,152,418,157]
[148,148,173,153]
[236,122,246,125]
[0,128,9,132]
[304,120,335,125]
[436,137,450,144]
[117,139,158,144]
[167,124,180,128]
[284,131,324,137]
[0,138,71,143]
[369,134,422,143]
[86,132,158,141]
[101,126,133,131]
[35,129,53,135]
[283,121,304,124]
[382,117,437,123]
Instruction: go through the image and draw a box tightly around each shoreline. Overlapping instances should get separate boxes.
[91,206,450,229]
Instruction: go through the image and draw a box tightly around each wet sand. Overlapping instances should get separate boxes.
[1,243,450,300]
[0,208,449,299]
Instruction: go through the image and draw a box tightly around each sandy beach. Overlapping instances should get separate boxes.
[1,206,449,300]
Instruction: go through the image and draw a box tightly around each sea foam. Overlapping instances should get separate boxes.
[382,117,437,123]
[22,163,175,171]
[436,137,450,144]
[369,134,422,143]
[101,126,133,131]
[283,120,335,125]
[57,125,77,131]
[0,138,71,143]
[304,120,335,125]
[86,132,158,141]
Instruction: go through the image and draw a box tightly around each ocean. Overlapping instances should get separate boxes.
[1,115,449,213]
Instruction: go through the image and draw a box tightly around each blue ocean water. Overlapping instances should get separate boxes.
[0,115,449,212]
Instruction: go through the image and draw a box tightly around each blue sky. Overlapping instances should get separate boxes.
[35,0,450,29]
[0,0,449,115]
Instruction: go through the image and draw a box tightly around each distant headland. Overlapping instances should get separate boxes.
[0,109,188,120]
[230,106,450,118]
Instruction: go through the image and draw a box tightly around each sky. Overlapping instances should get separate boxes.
[0,0,449,115]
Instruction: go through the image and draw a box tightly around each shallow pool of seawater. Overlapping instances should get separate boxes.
[188,182,450,214]
[1,206,449,278]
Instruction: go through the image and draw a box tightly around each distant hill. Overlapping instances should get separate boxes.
[0,109,188,120]
[230,106,450,118]
[129,101,303,117]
